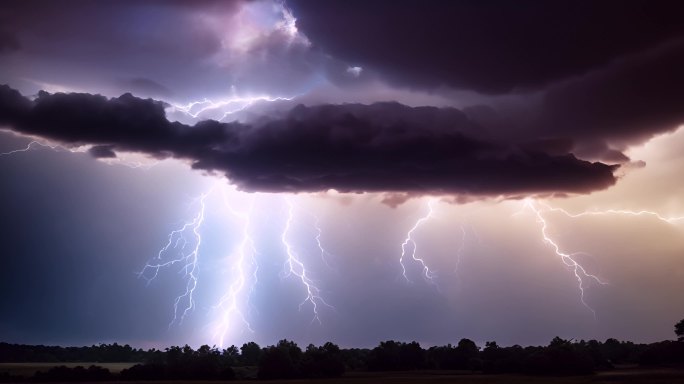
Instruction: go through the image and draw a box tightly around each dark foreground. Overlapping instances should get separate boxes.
[3,365,684,384]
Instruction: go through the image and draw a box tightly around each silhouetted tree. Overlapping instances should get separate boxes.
[257,341,301,379]
[676,319,684,341]
[481,341,505,373]
[522,337,594,375]
[146,344,235,380]
[367,340,427,371]
[340,348,369,371]
[367,340,401,371]
[188,345,221,379]
[240,342,261,366]
[639,340,684,366]
[300,342,345,377]
[456,338,481,370]
[399,341,427,369]
[222,345,240,366]
[8,333,684,380]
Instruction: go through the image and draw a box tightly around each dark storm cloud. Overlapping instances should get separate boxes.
[538,40,684,146]
[0,85,616,197]
[458,39,684,162]
[289,0,684,94]
[88,145,117,159]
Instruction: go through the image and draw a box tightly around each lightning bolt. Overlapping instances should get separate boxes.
[0,140,53,155]
[537,203,684,225]
[400,198,438,284]
[281,199,334,324]
[521,199,607,317]
[312,216,336,270]
[212,190,258,347]
[170,94,295,122]
[0,139,84,156]
[139,192,209,327]
[453,225,467,274]
[0,136,159,169]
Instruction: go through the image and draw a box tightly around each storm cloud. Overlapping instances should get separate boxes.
[290,0,684,94]
[0,85,616,197]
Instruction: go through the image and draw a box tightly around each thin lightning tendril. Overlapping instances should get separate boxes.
[522,199,607,317]
[313,217,335,270]
[453,225,467,274]
[400,198,438,284]
[0,140,61,155]
[0,137,158,169]
[139,192,209,327]
[281,199,334,325]
[170,95,295,122]
[537,202,684,225]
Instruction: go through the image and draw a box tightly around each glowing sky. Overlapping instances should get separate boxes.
[0,0,683,349]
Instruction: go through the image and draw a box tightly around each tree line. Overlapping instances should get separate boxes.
[1,319,683,381]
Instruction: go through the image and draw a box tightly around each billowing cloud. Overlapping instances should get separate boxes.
[88,145,117,159]
[0,0,328,101]
[0,85,616,197]
[458,39,684,163]
[537,40,684,147]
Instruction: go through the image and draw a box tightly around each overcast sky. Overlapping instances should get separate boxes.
[0,0,683,349]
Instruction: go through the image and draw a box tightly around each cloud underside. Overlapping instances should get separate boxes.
[0,85,616,197]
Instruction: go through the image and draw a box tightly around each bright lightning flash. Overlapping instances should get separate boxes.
[281,199,335,325]
[138,188,334,344]
[400,198,438,284]
[212,190,258,347]
[170,94,295,122]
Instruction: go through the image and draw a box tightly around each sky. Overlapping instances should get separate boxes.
[0,0,683,349]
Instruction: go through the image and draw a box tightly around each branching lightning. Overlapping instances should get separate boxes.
[170,94,295,122]
[135,188,334,343]
[0,140,62,156]
[400,198,438,284]
[8,106,682,339]
[139,192,209,327]
[521,199,607,317]
[281,199,334,324]
[538,202,684,225]
[0,137,159,169]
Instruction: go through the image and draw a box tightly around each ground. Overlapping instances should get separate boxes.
[2,364,684,383]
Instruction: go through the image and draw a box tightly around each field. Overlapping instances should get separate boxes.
[0,362,138,377]
[2,364,684,383]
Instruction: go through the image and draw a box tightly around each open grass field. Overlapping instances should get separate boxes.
[2,364,684,383]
